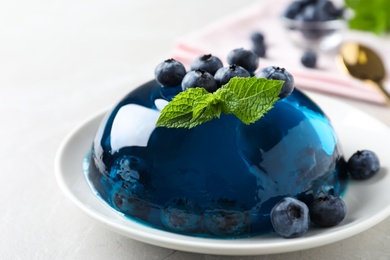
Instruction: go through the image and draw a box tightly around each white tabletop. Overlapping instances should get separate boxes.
[1,0,390,259]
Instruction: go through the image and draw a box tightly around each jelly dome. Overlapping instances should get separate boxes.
[85,80,347,238]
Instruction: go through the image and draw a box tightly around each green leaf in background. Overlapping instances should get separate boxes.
[345,0,390,34]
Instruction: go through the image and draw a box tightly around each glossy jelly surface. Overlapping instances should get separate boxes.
[85,80,347,238]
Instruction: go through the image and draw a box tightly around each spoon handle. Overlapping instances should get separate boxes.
[374,81,390,106]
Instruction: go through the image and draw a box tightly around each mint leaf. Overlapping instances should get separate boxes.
[214,87,240,114]
[221,77,283,124]
[156,88,208,128]
[156,77,283,129]
[190,93,222,128]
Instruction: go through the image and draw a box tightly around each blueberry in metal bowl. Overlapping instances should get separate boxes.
[281,0,347,51]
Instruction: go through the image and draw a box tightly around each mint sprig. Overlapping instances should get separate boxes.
[156,77,283,128]
[345,0,390,35]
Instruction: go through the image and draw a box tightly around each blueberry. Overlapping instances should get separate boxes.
[160,197,202,233]
[303,2,329,22]
[190,54,223,76]
[309,195,346,227]
[111,181,149,220]
[155,58,186,87]
[227,48,259,73]
[317,0,342,20]
[252,43,266,58]
[214,64,250,86]
[285,0,343,21]
[250,32,264,45]
[203,198,250,236]
[182,69,218,92]
[110,155,141,181]
[256,66,295,98]
[250,33,267,58]
[347,150,380,180]
[332,6,345,19]
[301,50,317,68]
[300,4,317,21]
[284,1,305,19]
[270,197,310,238]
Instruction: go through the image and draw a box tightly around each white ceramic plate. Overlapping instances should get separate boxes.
[55,92,390,255]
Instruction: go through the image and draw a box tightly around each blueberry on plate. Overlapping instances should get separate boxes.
[347,150,380,180]
[160,197,202,233]
[155,58,186,87]
[227,48,259,73]
[309,194,347,227]
[256,66,295,99]
[182,69,218,92]
[214,64,250,86]
[190,54,223,76]
[270,197,310,238]
[301,50,317,68]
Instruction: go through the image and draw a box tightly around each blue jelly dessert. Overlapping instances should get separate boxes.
[85,77,347,238]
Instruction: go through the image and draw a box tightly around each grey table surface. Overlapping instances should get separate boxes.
[1,0,390,259]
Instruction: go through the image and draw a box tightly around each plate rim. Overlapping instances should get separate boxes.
[55,93,390,255]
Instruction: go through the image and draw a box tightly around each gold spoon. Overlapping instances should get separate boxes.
[338,42,390,106]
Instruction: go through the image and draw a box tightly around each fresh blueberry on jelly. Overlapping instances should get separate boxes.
[227,48,259,73]
[270,197,310,238]
[309,194,346,227]
[204,198,250,236]
[347,150,380,180]
[160,197,202,233]
[182,69,218,92]
[190,54,223,76]
[256,66,295,99]
[214,64,250,86]
[301,50,317,68]
[154,58,186,87]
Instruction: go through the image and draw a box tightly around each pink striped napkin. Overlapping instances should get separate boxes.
[171,0,390,105]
